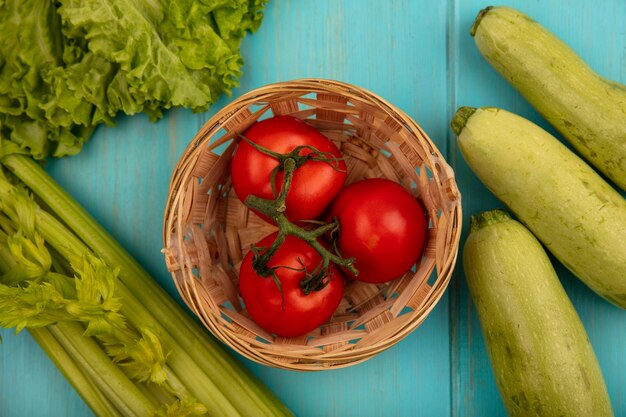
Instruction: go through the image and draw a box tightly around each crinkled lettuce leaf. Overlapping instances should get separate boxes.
[0,0,268,159]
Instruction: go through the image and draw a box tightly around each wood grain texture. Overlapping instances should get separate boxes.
[1,0,624,416]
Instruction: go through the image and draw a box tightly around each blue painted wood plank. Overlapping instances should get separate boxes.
[1,1,624,416]
[2,1,451,416]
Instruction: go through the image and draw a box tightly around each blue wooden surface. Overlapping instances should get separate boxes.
[1,1,625,416]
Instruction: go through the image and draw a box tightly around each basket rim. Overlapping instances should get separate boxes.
[162,78,457,228]
[162,78,462,370]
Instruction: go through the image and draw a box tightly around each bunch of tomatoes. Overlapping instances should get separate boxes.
[231,115,428,337]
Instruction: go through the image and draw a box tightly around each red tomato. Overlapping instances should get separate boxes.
[231,115,347,223]
[238,232,345,337]
[326,178,428,283]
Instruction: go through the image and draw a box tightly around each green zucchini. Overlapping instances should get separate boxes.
[452,106,626,308]
[464,209,613,417]
[471,6,626,190]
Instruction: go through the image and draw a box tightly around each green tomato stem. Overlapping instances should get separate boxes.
[243,155,358,293]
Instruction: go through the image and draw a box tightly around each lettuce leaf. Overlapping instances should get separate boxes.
[0,0,267,159]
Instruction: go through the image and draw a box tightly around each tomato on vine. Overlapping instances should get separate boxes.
[238,232,345,337]
[231,115,347,224]
[326,178,428,283]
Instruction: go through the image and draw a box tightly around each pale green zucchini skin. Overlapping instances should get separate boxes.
[471,6,626,191]
[453,107,626,308]
[464,209,613,417]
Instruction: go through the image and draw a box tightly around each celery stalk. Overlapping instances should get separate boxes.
[49,321,158,416]
[135,379,176,409]
[3,152,292,416]
[0,182,242,416]
[34,208,242,417]
[0,252,122,417]
[0,209,232,417]
[29,327,122,417]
